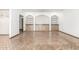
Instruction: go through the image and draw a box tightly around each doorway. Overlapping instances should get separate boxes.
[19,15,24,33]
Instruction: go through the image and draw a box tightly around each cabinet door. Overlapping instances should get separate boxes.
[51,24,59,31]
[26,24,33,31]
[35,24,49,31]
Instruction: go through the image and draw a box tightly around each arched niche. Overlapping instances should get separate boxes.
[26,15,33,24]
[35,15,50,24]
[25,15,34,31]
[35,15,50,31]
[51,15,59,31]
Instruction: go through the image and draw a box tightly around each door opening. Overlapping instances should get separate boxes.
[19,15,24,33]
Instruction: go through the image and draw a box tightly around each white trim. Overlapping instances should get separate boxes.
[33,16,35,31]
[9,9,12,38]
[49,16,51,31]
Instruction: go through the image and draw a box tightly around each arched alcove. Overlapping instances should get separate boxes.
[26,15,34,31]
[35,15,50,24]
[26,15,33,24]
[35,15,50,31]
[51,15,59,31]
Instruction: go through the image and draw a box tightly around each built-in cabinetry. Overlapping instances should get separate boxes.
[51,15,59,31]
[26,15,33,31]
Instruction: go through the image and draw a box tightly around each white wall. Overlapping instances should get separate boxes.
[0,10,9,34]
[9,9,22,38]
[59,9,79,37]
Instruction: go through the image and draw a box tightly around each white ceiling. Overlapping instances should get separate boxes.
[22,9,64,12]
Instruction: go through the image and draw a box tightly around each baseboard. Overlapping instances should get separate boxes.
[10,33,20,39]
[59,31,79,39]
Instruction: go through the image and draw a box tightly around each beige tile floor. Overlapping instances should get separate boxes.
[0,31,79,50]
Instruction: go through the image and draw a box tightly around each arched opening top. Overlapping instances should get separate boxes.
[35,15,49,18]
[26,15,33,19]
[51,15,58,19]
[26,15,33,24]
[35,15,50,24]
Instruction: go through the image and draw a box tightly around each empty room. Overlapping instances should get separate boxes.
[0,9,79,50]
